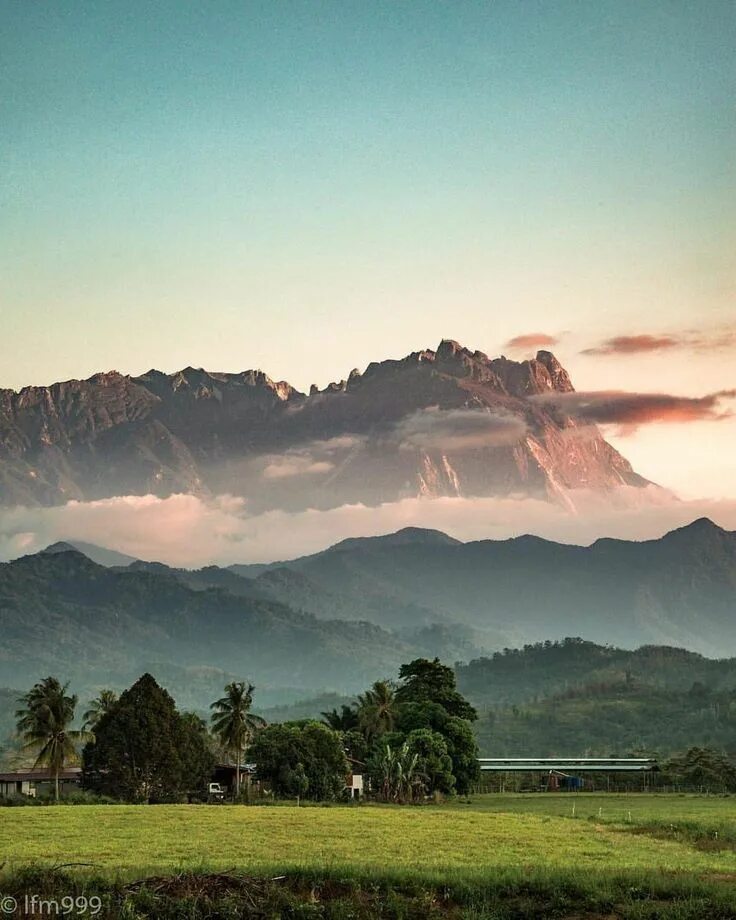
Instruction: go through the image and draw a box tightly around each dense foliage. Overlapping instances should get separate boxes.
[664,747,736,791]
[249,721,349,800]
[448,639,736,763]
[82,674,214,802]
[330,658,480,798]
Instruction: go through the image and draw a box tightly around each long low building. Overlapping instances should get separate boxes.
[477,758,659,772]
[0,768,82,797]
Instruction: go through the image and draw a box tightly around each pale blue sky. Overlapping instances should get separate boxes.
[1,1,735,496]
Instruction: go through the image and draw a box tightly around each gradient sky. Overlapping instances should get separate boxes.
[1,0,735,499]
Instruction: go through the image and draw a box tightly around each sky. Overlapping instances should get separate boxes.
[1,0,734,522]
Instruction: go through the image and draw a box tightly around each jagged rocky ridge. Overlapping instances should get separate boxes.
[0,339,648,509]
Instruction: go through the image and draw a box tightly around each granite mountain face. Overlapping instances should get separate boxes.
[0,339,648,509]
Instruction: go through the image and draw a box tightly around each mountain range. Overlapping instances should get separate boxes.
[227,517,736,655]
[0,339,648,510]
[1,517,734,712]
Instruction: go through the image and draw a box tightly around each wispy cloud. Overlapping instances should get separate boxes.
[394,407,527,451]
[582,334,680,355]
[504,333,560,351]
[255,434,365,480]
[582,327,736,356]
[531,389,736,434]
[262,457,334,480]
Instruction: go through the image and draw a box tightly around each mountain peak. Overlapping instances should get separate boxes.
[664,518,726,539]
[41,541,81,556]
[39,540,138,567]
[0,337,645,510]
[329,527,461,553]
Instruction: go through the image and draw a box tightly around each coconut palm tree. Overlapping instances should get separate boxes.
[321,704,359,732]
[82,689,118,733]
[356,680,398,741]
[15,677,89,801]
[210,682,266,797]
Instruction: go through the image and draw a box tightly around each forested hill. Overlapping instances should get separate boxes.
[458,640,736,757]
[456,639,736,707]
[0,548,478,704]
[474,680,736,757]
[238,640,736,758]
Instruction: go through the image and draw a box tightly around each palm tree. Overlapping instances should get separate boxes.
[210,682,266,797]
[321,704,359,732]
[15,677,89,801]
[356,680,397,740]
[82,689,118,733]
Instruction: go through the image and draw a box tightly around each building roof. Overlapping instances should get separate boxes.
[0,767,82,783]
[477,758,659,773]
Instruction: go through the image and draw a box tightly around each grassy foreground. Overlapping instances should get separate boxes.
[2,794,736,917]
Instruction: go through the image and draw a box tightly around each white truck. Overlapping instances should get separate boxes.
[207,782,225,801]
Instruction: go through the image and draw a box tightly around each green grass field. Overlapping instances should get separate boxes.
[2,795,736,917]
[1,794,735,877]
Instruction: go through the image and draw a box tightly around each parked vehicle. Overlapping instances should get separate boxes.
[207,782,225,802]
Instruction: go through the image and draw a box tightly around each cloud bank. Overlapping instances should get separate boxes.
[1,488,735,569]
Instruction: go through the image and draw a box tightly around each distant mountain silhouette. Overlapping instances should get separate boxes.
[0,546,481,702]
[228,518,736,656]
[0,518,733,714]
[42,540,139,567]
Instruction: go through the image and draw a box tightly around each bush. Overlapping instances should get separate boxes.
[250,721,349,801]
[0,790,118,806]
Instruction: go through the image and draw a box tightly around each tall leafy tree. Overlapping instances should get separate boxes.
[210,681,266,797]
[82,689,118,733]
[16,677,88,801]
[397,658,477,721]
[394,658,480,794]
[250,721,349,800]
[83,673,214,802]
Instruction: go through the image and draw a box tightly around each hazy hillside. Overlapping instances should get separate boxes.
[230,639,736,758]
[456,638,736,707]
[230,519,736,655]
[0,548,480,704]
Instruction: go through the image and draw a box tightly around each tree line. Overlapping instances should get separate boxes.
[12,657,480,803]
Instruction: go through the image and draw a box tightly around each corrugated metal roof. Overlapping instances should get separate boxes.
[477,758,659,773]
[0,767,82,782]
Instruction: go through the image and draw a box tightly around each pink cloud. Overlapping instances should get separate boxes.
[505,333,560,350]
